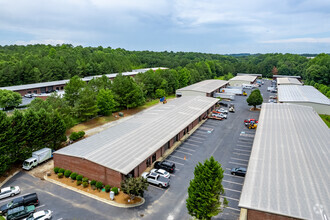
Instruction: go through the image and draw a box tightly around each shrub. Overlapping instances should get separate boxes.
[82,182,89,188]
[78,130,85,137]
[90,180,97,186]
[54,167,60,174]
[59,168,65,174]
[82,177,89,182]
[91,185,96,190]
[57,173,63,178]
[64,170,72,178]
[111,187,119,195]
[70,172,78,180]
[105,185,111,192]
[69,131,85,141]
[96,181,103,189]
[76,175,83,181]
[76,180,82,186]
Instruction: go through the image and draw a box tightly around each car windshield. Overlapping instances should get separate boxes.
[10,186,15,190]
[23,161,30,166]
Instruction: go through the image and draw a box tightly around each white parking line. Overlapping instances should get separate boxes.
[234,148,251,153]
[166,160,184,166]
[169,155,188,161]
[229,161,247,166]
[223,196,239,201]
[57,218,63,220]
[237,140,253,144]
[233,152,251,157]
[224,173,245,179]
[226,207,241,212]
[179,147,195,152]
[184,142,200,147]
[190,136,205,141]
[224,188,242,193]
[175,150,193,155]
[194,131,208,136]
[187,139,203,144]
[148,184,166,190]
[236,144,251,148]
[223,180,243,185]
[230,157,249,162]
[193,134,207,139]
[36,204,46,209]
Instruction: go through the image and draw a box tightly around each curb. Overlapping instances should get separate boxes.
[44,175,145,208]
[0,171,20,187]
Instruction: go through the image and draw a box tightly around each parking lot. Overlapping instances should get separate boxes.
[1,80,272,220]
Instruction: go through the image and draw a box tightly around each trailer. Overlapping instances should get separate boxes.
[220,88,243,95]
[213,93,235,100]
[22,148,52,170]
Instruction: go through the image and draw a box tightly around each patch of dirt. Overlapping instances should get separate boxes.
[250,107,261,111]
[27,160,54,179]
[48,171,141,205]
[0,163,21,184]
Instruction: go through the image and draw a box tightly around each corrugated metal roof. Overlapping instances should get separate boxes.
[0,69,157,91]
[229,75,257,82]
[277,78,302,85]
[239,103,330,219]
[273,75,301,79]
[237,73,262,77]
[278,85,330,105]
[176,80,228,93]
[54,96,217,175]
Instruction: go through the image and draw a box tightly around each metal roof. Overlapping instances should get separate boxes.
[239,103,330,219]
[0,68,160,91]
[176,80,228,93]
[277,78,302,85]
[278,85,330,105]
[54,96,218,175]
[229,75,257,82]
[273,75,301,79]
[237,73,262,77]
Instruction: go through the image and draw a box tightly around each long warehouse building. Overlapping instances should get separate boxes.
[229,75,257,87]
[175,79,228,97]
[239,103,330,220]
[54,96,218,187]
[278,85,330,114]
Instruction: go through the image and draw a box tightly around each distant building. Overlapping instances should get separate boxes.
[278,85,330,114]
[237,73,262,78]
[229,75,257,87]
[176,80,228,97]
[273,75,301,80]
[276,77,303,86]
[239,103,330,220]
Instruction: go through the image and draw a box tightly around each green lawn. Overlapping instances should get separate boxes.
[319,114,330,128]
[0,215,5,220]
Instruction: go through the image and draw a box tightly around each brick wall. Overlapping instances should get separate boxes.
[247,209,298,220]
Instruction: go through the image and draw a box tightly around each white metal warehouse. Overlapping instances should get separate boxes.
[54,96,218,187]
[239,103,330,220]
[278,85,330,114]
[229,75,257,87]
[175,79,228,97]
[276,77,302,86]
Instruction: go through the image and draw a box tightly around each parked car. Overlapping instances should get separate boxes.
[0,193,39,214]
[142,172,170,188]
[150,169,170,178]
[24,94,33,98]
[231,167,247,177]
[24,210,52,220]
[212,113,227,119]
[6,205,35,220]
[0,186,20,200]
[154,161,175,173]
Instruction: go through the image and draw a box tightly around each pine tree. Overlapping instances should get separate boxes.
[10,110,27,161]
[75,87,98,121]
[0,111,12,174]
[97,89,117,116]
[186,156,227,220]
[49,111,67,149]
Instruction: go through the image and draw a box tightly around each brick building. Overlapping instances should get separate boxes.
[54,96,217,187]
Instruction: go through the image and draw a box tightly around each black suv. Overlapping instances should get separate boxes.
[154,161,175,173]
[0,193,39,214]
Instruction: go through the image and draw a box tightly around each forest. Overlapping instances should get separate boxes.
[0,44,330,175]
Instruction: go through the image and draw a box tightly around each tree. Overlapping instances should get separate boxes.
[246,89,263,110]
[0,111,12,175]
[64,75,86,107]
[75,87,98,121]
[9,110,27,161]
[97,89,117,116]
[186,156,227,220]
[120,177,149,200]
[0,90,22,109]
[155,89,166,99]
[48,111,67,149]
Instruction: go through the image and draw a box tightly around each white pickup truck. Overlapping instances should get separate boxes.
[142,172,170,188]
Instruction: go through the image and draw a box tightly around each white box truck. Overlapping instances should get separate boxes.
[220,88,242,95]
[22,148,52,170]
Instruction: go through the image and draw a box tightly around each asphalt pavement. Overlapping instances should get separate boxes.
[1,80,272,220]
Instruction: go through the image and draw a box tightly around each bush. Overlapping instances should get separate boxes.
[82,182,89,188]
[96,181,103,189]
[76,175,83,181]
[69,131,85,141]
[64,170,72,178]
[59,168,65,174]
[111,187,119,195]
[70,172,78,180]
[76,180,82,186]
[90,180,97,186]
[105,185,111,192]
[54,167,60,174]
[82,177,89,182]
[57,173,63,178]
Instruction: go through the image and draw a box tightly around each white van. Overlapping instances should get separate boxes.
[242,84,254,89]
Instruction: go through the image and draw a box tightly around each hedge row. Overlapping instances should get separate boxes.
[53,167,118,194]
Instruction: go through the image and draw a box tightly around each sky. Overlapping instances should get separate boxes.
[0,0,330,54]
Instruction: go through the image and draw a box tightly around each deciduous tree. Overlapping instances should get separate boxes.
[246,89,263,110]
[120,177,149,200]
[0,90,22,109]
[97,89,117,116]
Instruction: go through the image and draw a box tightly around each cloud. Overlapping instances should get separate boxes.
[261,38,330,44]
